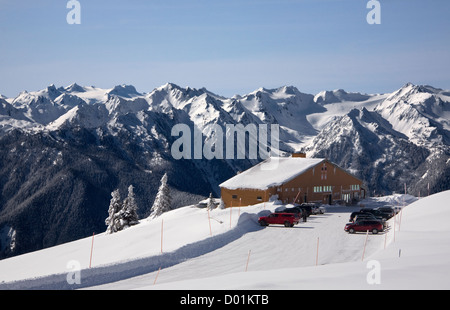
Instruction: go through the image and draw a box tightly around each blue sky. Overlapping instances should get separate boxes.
[0,0,449,97]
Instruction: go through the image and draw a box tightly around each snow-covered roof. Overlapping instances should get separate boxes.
[219,157,325,190]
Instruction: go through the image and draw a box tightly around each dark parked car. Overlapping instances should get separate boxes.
[344,220,383,234]
[375,207,395,219]
[298,203,321,217]
[277,207,303,217]
[359,208,390,221]
[350,211,387,228]
[312,205,326,214]
[350,211,378,222]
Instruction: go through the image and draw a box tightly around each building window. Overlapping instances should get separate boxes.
[257,196,262,201]
[315,185,332,193]
[323,186,332,192]
[321,164,327,180]
[351,184,360,191]
[314,186,323,193]
[232,195,238,199]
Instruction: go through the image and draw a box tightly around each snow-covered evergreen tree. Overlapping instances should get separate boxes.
[105,189,122,234]
[149,173,172,219]
[120,185,139,228]
[207,192,216,210]
[105,186,140,233]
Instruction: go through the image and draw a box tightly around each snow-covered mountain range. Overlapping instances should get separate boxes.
[0,82,449,258]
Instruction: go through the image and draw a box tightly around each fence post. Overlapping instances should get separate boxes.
[207,208,212,236]
[316,237,319,266]
[362,230,369,261]
[89,232,95,268]
[161,219,164,254]
[153,267,161,285]
[245,250,251,272]
[238,198,242,217]
[394,213,396,242]
[264,191,267,210]
[230,201,233,229]
[294,190,301,204]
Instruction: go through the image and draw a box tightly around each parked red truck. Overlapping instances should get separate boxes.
[258,213,300,227]
[344,220,383,234]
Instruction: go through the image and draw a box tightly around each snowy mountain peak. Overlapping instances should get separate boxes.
[47,102,109,130]
[54,93,87,108]
[42,84,63,101]
[159,82,182,91]
[47,84,56,91]
[251,85,305,99]
[374,83,450,144]
[14,85,61,104]
[385,82,437,103]
[157,82,210,98]
[399,82,438,94]
[108,84,142,99]
[279,85,299,94]
[63,83,86,93]
[314,89,370,105]
[156,82,209,100]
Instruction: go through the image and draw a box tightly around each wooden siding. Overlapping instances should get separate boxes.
[220,160,366,208]
[221,187,276,209]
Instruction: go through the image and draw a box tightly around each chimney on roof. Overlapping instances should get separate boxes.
[292,152,306,158]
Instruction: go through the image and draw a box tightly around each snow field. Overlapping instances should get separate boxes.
[0,204,262,288]
[137,191,450,290]
[1,191,450,290]
[91,204,393,289]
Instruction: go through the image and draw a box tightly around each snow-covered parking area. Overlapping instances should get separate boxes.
[1,191,450,290]
[92,204,390,290]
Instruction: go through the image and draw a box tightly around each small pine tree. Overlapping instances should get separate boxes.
[149,173,172,219]
[105,189,122,234]
[207,193,216,210]
[120,185,139,228]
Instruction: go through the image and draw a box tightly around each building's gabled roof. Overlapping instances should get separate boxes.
[219,157,325,190]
